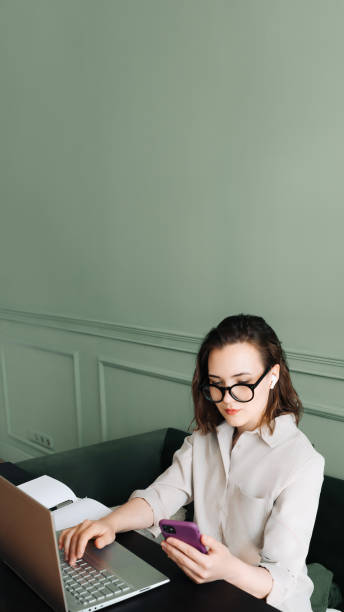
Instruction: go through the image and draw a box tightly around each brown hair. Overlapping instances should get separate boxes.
[189,313,303,435]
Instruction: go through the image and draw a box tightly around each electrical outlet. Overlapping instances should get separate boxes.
[27,429,55,450]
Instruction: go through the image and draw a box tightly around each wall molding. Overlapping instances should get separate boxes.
[0,307,200,354]
[302,401,344,422]
[286,350,343,370]
[0,440,33,462]
[0,307,343,429]
[97,357,344,439]
[0,306,343,366]
[0,342,83,453]
[98,358,191,441]
[291,366,344,382]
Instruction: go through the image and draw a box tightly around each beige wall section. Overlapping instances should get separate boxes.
[0,1,343,475]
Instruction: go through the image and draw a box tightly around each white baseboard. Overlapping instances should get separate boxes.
[0,440,34,462]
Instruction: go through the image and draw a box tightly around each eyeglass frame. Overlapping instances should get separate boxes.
[199,364,273,403]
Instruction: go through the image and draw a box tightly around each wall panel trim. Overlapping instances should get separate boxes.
[97,358,190,441]
[0,307,200,353]
[0,307,343,426]
[0,342,83,453]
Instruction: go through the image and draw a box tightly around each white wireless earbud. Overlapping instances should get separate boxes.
[270,375,277,389]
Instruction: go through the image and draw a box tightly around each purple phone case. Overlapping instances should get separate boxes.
[159,519,208,554]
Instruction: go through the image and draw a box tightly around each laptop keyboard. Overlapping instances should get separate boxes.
[58,549,132,605]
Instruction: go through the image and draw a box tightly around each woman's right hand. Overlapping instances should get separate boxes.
[58,516,116,565]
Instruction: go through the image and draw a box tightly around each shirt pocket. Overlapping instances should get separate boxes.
[223,482,271,563]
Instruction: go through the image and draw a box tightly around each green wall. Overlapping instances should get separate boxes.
[0,1,343,475]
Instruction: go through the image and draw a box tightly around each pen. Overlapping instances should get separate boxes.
[49,499,74,511]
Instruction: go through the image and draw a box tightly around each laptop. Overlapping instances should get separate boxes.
[0,476,170,612]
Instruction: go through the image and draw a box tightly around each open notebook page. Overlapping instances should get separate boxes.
[53,498,112,531]
[18,475,77,508]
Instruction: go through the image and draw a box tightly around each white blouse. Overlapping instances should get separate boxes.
[129,413,325,612]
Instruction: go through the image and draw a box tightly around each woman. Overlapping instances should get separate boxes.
[59,314,325,612]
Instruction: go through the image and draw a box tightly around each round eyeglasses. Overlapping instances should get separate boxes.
[200,365,272,403]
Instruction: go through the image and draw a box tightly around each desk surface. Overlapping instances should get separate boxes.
[0,462,279,612]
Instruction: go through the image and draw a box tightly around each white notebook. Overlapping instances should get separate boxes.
[18,475,112,531]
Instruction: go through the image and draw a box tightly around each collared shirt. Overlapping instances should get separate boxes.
[129,413,325,612]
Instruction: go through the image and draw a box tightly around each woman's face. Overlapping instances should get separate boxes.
[207,341,280,433]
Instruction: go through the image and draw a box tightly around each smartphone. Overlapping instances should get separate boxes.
[159,519,208,554]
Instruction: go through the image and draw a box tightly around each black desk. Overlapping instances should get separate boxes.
[0,462,279,612]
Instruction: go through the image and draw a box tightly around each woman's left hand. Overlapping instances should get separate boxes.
[161,534,237,584]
